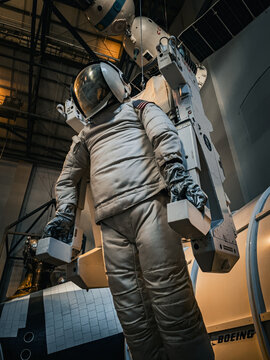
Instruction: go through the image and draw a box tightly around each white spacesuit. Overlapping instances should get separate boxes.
[43,61,214,360]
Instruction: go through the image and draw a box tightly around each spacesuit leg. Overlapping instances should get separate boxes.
[130,192,214,360]
[101,220,167,360]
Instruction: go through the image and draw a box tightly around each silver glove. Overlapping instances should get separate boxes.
[42,204,75,244]
[163,162,208,212]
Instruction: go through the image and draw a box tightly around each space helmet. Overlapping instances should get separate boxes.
[71,61,131,119]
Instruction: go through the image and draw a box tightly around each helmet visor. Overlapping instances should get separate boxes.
[73,63,111,117]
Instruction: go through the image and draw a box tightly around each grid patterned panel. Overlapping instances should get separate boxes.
[43,282,122,354]
[179,0,270,62]
[0,295,30,337]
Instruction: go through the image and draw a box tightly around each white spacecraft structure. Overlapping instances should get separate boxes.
[1,1,270,360]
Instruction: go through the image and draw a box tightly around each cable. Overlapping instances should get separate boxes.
[0,130,9,160]
[163,0,168,32]
[139,0,145,89]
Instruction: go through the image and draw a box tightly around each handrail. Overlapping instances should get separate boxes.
[0,198,55,256]
[237,208,270,234]
[0,198,56,302]
[246,186,270,360]
[5,198,55,231]
[191,259,199,294]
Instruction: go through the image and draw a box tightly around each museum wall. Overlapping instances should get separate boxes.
[170,1,270,210]
[205,9,270,206]
[0,159,60,297]
[0,159,96,298]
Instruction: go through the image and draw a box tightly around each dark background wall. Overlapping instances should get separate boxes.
[0,160,60,297]
[169,1,270,210]
[204,9,270,208]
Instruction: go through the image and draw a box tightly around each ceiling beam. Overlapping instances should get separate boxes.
[50,1,98,61]
[2,149,64,169]
[0,37,90,70]
[0,105,69,127]
[0,60,71,88]
[29,1,54,157]
[0,135,68,157]
[27,0,38,155]
[53,0,82,9]
[0,52,77,78]
[0,3,122,44]
[0,84,65,107]
[0,121,72,143]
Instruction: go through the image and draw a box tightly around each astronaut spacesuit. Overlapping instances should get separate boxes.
[43,62,214,360]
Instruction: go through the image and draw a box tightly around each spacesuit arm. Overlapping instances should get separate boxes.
[137,101,207,210]
[42,132,89,241]
[138,101,182,168]
[55,131,89,209]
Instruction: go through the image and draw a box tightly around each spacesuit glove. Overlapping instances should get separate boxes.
[42,204,75,244]
[163,162,208,212]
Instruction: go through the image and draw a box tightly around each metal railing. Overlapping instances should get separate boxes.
[246,186,270,360]
[189,186,270,360]
[0,199,55,302]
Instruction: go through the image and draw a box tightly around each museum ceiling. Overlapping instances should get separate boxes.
[0,0,268,168]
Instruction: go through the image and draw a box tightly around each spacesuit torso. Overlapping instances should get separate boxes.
[55,100,182,224]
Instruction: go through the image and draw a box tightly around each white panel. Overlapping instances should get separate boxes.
[0,295,29,337]
[43,282,122,354]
